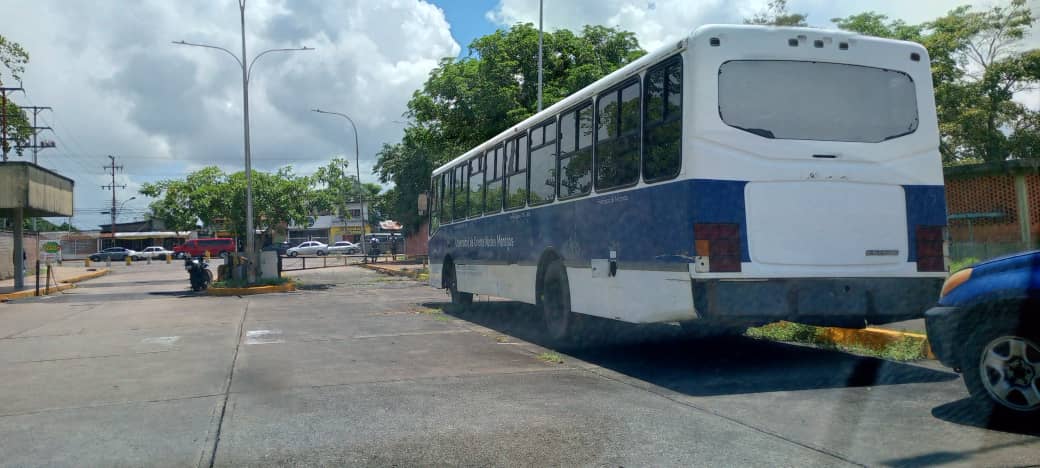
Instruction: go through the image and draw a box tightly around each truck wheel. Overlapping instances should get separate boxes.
[961,307,1040,428]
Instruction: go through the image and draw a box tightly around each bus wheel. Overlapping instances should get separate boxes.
[542,261,581,345]
[445,262,472,306]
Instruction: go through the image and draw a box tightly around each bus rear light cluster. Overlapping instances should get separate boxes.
[916,225,946,272]
[694,223,742,272]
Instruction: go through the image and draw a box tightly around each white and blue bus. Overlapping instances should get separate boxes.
[427,25,947,341]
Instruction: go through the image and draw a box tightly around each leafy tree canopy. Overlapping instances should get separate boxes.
[376,23,645,232]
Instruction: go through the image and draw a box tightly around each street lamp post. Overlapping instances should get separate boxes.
[174,0,312,283]
[311,109,366,258]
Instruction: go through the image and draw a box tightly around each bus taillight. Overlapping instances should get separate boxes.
[916,226,945,272]
[694,223,742,272]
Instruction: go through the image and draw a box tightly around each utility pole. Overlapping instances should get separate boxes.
[102,155,126,248]
[1,86,25,161]
[18,106,53,164]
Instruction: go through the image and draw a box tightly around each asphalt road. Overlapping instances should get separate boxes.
[0,263,1037,466]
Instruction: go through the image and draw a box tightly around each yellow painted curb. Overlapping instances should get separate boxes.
[59,268,111,284]
[0,283,76,301]
[818,325,936,360]
[207,281,296,296]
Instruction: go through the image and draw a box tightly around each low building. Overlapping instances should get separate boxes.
[287,202,371,245]
[944,160,1040,260]
[98,219,193,251]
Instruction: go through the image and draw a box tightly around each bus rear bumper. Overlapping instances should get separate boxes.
[692,277,943,328]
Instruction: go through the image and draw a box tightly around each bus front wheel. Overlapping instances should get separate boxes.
[445,261,472,306]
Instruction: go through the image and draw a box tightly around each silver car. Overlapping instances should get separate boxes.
[286,241,328,257]
[328,241,360,255]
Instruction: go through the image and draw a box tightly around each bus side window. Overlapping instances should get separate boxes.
[443,171,453,223]
[596,78,641,190]
[644,55,682,182]
[430,174,441,231]
[469,154,486,218]
[505,133,528,210]
[558,101,593,198]
[454,165,468,222]
[485,144,504,214]
[529,118,557,205]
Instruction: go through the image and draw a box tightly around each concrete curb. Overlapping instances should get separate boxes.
[358,263,426,279]
[59,268,111,284]
[0,283,76,302]
[817,325,936,360]
[207,281,296,296]
[0,268,111,302]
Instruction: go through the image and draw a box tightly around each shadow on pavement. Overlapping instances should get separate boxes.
[930,398,1040,437]
[425,300,958,397]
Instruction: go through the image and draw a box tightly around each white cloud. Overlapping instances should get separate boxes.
[2,0,459,229]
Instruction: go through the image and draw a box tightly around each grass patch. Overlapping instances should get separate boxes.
[537,351,564,364]
[494,335,510,343]
[950,256,979,273]
[432,313,453,322]
[212,276,291,289]
[745,322,928,361]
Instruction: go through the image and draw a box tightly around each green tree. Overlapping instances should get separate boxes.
[834,0,1040,164]
[744,0,808,27]
[376,24,645,232]
[141,166,314,239]
[0,34,31,157]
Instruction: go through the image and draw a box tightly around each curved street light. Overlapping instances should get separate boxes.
[172,0,313,282]
[312,109,367,256]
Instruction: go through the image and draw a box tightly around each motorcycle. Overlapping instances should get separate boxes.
[184,257,213,292]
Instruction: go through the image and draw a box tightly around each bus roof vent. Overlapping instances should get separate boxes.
[813,39,824,48]
[839,42,849,50]
[787,38,798,47]
[709,37,720,47]
[910,52,921,62]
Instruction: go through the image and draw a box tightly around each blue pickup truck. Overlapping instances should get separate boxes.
[925,251,1039,425]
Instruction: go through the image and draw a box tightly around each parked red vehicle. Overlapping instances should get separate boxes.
[173,238,236,259]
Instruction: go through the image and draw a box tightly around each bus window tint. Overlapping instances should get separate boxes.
[529,119,557,205]
[443,170,453,222]
[718,60,918,142]
[559,102,593,198]
[453,165,467,221]
[468,156,485,218]
[485,145,504,214]
[596,80,641,190]
[644,56,682,181]
[505,134,528,209]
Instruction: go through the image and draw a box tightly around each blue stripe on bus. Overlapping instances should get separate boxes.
[430,179,946,267]
[430,178,750,266]
[904,185,948,262]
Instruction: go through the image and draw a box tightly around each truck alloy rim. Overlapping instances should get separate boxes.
[979,335,1040,411]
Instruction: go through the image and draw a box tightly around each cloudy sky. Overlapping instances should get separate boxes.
[0,0,1033,229]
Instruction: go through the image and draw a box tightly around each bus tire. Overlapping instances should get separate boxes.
[444,261,472,306]
[542,261,583,345]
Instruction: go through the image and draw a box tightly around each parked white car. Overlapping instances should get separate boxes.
[139,246,174,259]
[328,241,360,255]
[287,241,328,257]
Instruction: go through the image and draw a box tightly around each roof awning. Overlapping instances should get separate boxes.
[114,231,191,239]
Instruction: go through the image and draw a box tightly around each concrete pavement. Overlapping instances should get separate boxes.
[0,263,1036,466]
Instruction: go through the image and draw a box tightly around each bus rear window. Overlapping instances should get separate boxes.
[718,60,918,143]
